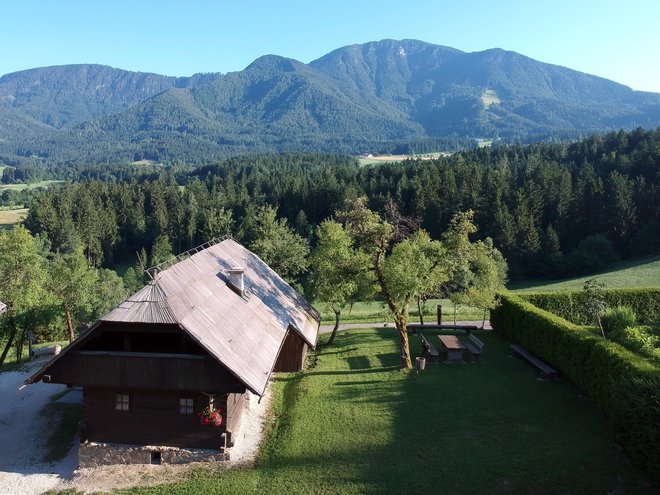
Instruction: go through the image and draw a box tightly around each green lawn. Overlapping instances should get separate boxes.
[510,256,660,293]
[0,340,69,372]
[122,328,653,494]
[316,298,485,324]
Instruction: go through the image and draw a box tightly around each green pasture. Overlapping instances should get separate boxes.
[0,180,64,191]
[122,327,653,494]
[0,207,28,228]
[510,256,660,293]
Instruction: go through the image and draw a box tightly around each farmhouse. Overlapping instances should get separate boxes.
[24,238,320,466]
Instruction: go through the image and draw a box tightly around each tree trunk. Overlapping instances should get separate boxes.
[453,303,457,326]
[482,309,488,328]
[0,316,18,366]
[66,309,75,343]
[395,316,412,369]
[327,308,341,346]
[417,296,424,325]
[597,316,606,338]
[373,251,412,369]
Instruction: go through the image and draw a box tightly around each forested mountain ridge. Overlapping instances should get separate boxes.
[0,64,220,134]
[1,40,660,166]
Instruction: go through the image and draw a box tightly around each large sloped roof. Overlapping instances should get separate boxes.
[26,239,320,396]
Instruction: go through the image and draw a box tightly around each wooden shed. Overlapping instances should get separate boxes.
[24,239,320,462]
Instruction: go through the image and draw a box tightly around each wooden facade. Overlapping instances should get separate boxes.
[274,329,308,372]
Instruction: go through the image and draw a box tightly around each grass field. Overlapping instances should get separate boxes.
[510,256,660,293]
[0,207,28,228]
[123,328,653,494]
[0,340,69,372]
[0,180,64,192]
[316,298,485,324]
[358,152,449,166]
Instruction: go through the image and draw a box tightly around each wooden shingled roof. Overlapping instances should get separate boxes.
[26,239,320,396]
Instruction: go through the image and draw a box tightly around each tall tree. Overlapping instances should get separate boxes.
[0,226,48,365]
[309,220,373,346]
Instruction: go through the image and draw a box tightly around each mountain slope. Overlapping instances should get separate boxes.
[0,64,220,132]
[1,40,660,166]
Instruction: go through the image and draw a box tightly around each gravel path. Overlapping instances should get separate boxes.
[0,358,75,495]
[319,320,492,333]
[0,360,273,494]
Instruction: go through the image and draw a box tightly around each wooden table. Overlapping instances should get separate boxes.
[438,335,465,363]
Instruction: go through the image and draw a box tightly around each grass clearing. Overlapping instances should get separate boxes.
[125,328,653,494]
[0,180,64,192]
[358,152,449,166]
[510,256,660,293]
[0,207,28,228]
[0,340,69,372]
[316,298,485,324]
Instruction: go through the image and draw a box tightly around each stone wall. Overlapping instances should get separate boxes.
[79,441,229,468]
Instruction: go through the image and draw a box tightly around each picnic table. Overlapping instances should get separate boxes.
[438,335,465,363]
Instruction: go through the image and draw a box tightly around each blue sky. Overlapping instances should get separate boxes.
[3,0,659,92]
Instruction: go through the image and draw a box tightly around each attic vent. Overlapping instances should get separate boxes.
[228,267,245,296]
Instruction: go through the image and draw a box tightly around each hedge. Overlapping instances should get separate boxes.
[491,292,660,486]
[520,288,660,325]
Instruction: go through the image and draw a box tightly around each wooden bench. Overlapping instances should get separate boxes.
[420,333,439,363]
[510,344,559,379]
[463,333,484,362]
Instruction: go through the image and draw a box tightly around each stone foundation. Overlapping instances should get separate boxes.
[79,441,228,468]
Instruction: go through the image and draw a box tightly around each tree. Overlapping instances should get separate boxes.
[244,205,310,285]
[151,234,174,267]
[337,198,448,369]
[309,220,373,346]
[0,226,49,365]
[48,247,99,343]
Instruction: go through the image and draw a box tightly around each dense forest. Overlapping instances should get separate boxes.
[17,127,659,282]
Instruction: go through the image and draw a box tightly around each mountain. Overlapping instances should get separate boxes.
[1,40,659,166]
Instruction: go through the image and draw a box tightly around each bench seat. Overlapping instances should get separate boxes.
[510,344,558,379]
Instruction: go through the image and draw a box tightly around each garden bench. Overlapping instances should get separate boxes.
[420,333,439,363]
[463,333,484,362]
[510,344,559,379]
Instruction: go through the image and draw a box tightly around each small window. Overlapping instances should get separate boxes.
[115,393,130,411]
[179,397,194,414]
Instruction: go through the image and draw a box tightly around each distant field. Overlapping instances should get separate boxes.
[0,208,28,228]
[0,180,64,191]
[358,152,449,166]
[510,256,660,293]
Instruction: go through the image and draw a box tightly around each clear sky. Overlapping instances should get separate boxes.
[2,0,659,92]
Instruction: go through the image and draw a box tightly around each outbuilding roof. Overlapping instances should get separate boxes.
[25,239,320,396]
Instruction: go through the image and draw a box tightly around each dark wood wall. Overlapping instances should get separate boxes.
[83,388,248,450]
[273,330,308,372]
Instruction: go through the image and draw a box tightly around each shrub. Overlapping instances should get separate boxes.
[601,306,637,335]
[491,292,660,486]
[522,288,660,325]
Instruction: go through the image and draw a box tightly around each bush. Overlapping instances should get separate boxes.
[522,288,660,325]
[601,306,637,335]
[610,326,660,362]
[491,292,660,486]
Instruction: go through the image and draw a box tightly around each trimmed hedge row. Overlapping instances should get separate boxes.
[491,292,660,486]
[520,288,660,325]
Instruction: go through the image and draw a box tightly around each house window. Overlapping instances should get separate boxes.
[179,397,194,414]
[115,393,130,411]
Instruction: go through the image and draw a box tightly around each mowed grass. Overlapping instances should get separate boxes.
[124,328,653,494]
[0,207,28,228]
[316,298,485,324]
[510,255,660,293]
